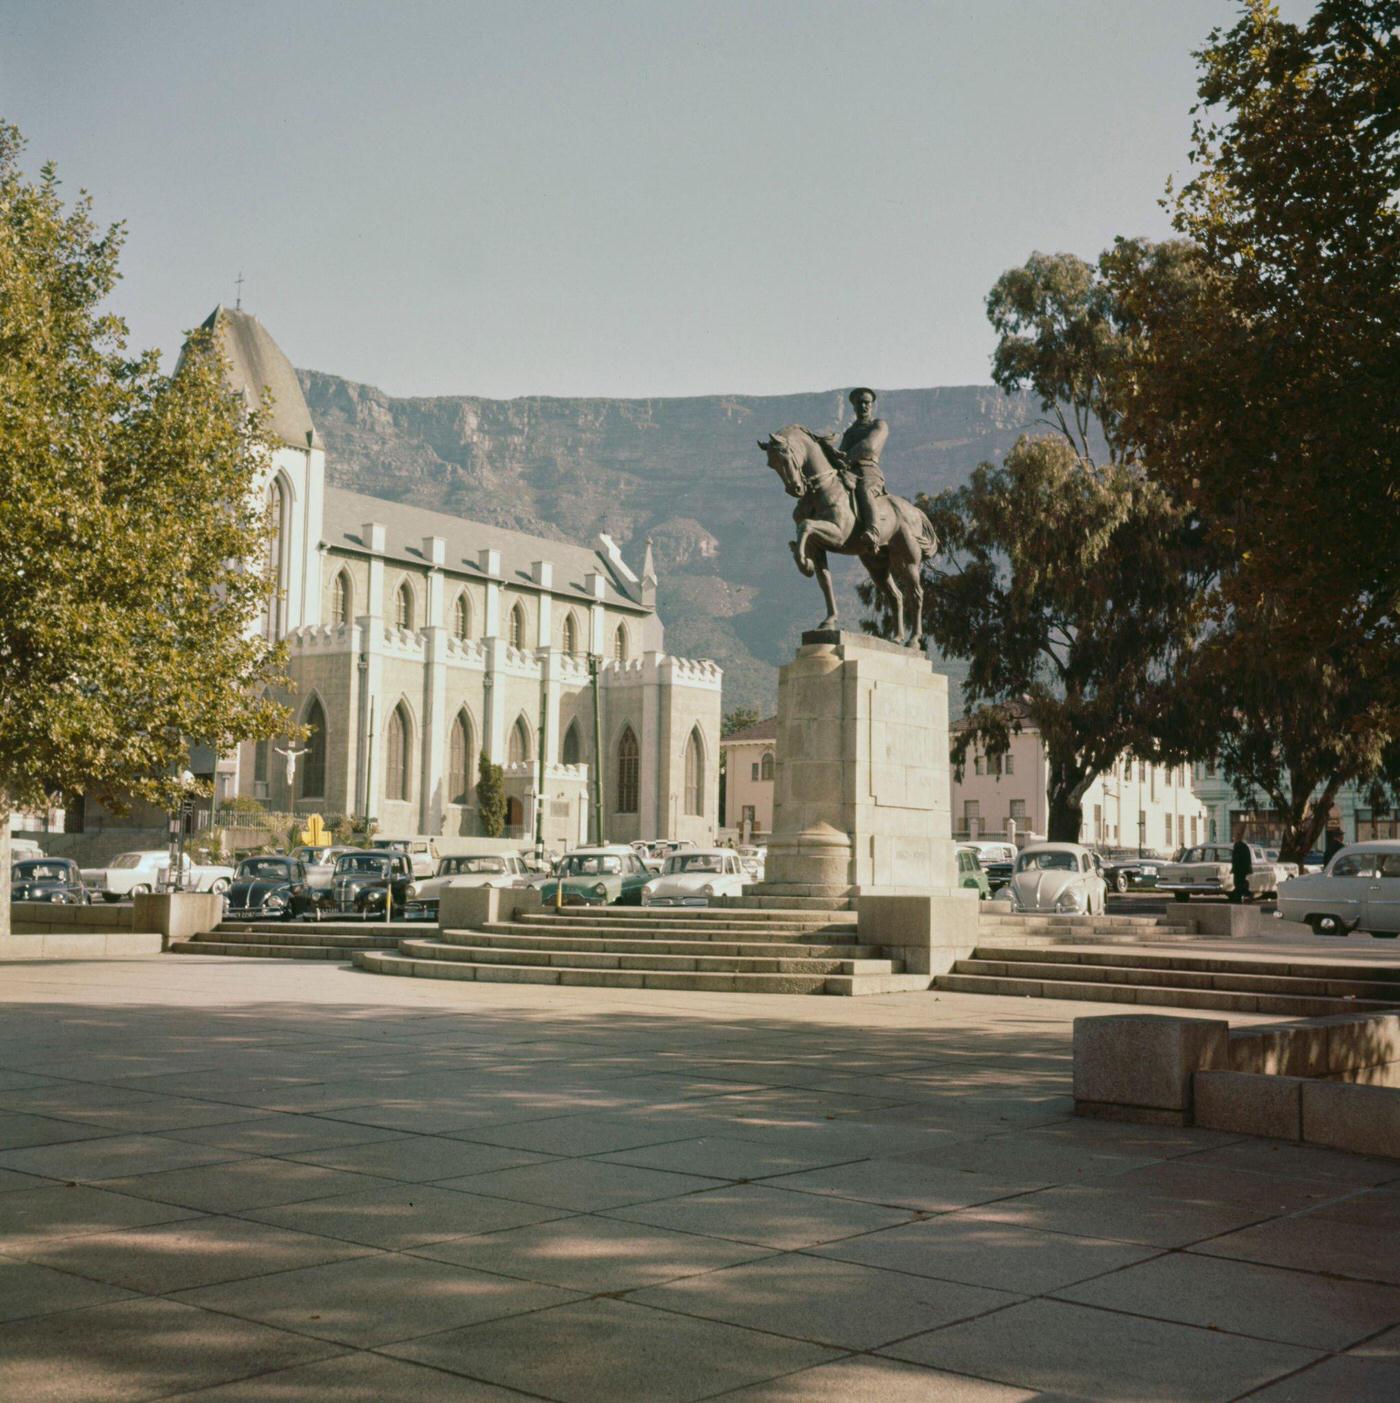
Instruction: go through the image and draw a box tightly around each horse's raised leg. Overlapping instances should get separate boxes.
[892,534,925,646]
[812,547,839,631]
[789,526,815,578]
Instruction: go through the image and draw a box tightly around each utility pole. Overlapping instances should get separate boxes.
[588,653,604,844]
[534,674,548,867]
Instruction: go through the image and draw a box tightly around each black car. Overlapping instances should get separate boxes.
[982,859,1014,894]
[224,857,318,921]
[10,858,89,904]
[328,850,421,920]
[1097,850,1163,894]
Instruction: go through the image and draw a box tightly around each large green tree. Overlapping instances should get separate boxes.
[866,247,1205,842]
[1114,0,1400,860]
[0,123,290,932]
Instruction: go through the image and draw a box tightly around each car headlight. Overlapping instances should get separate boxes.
[641,887,654,905]
[1056,889,1086,912]
[592,882,608,897]
[701,883,716,897]
[264,892,287,909]
[405,883,418,899]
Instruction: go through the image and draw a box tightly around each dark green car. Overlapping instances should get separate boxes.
[956,846,992,900]
[538,847,653,906]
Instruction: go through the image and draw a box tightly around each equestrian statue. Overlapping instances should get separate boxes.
[758,387,937,646]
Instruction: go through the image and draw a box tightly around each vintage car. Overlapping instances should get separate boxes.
[289,845,357,898]
[1007,842,1108,915]
[83,849,233,901]
[735,844,767,880]
[369,837,440,879]
[641,848,750,907]
[10,858,89,904]
[955,845,992,900]
[1157,843,1278,901]
[224,856,319,921]
[328,849,421,919]
[415,853,530,918]
[1276,841,1400,938]
[537,846,653,907]
[1097,849,1163,894]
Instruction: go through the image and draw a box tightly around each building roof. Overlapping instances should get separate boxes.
[722,716,777,744]
[198,305,323,451]
[321,486,644,610]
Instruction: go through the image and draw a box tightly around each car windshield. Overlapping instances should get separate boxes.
[371,841,409,852]
[237,859,291,880]
[1015,851,1077,873]
[14,862,69,881]
[337,856,391,876]
[293,848,330,863]
[664,854,724,874]
[560,855,622,876]
[448,857,506,874]
[110,854,145,869]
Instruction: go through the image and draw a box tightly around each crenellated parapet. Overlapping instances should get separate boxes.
[600,652,722,691]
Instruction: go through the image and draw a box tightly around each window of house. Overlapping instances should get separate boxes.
[386,704,410,802]
[974,756,984,776]
[616,727,639,812]
[1009,798,1027,821]
[1178,814,1185,846]
[561,720,582,766]
[1164,813,1173,846]
[265,476,289,640]
[448,712,472,804]
[508,603,525,649]
[561,613,577,657]
[1138,761,1146,782]
[253,739,269,784]
[613,624,629,663]
[508,715,530,767]
[751,762,759,781]
[1004,752,1014,775]
[964,799,981,835]
[684,729,704,816]
[453,592,471,642]
[989,754,1002,776]
[301,699,326,798]
[331,571,351,627]
[395,582,414,631]
[1191,816,1198,845]
[1093,803,1102,838]
[760,751,774,781]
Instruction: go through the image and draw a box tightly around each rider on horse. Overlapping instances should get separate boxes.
[814,388,889,554]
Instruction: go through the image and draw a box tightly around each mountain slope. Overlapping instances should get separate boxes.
[298,372,1041,710]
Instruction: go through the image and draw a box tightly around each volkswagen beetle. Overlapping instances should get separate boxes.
[1007,842,1108,915]
[224,856,318,921]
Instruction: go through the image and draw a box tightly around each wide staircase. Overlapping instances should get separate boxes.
[936,944,1400,1016]
[171,921,404,960]
[352,906,932,995]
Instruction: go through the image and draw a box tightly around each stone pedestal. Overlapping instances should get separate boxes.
[755,630,957,900]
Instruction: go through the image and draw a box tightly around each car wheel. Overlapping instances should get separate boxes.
[1370,930,1398,940]
[130,885,151,897]
[103,893,121,904]
[1308,915,1347,937]
[210,878,230,895]
[1173,892,1190,903]
[1115,872,1129,894]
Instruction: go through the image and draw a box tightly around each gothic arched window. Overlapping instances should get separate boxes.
[760,750,774,782]
[561,719,582,766]
[301,699,326,798]
[395,581,414,631]
[613,623,629,663]
[508,714,531,767]
[561,612,578,657]
[448,710,473,804]
[509,603,525,649]
[331,570,352,627]
[616,727,639,813]
[265,475,290,640]
[386,704,411,802]
[684,727,704,816]
[452,592,472,642]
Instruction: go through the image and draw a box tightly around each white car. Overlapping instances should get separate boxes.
[1158,843,1278,901]
[83,849,233,901]
[416,853,530,917]
[370,838,440,879]
[1007,842,1108,916]
[642,849,750,907]
[964,840,1018,867]
[1276,841,1400,938]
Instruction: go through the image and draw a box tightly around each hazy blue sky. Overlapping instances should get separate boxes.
[3,0,1314,398]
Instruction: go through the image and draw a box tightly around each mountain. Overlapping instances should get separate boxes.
[297,371,1042,712]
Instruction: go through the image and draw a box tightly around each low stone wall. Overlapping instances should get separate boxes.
[4,892,222,958]
[1073,1010,1400,1159]
[12,902,135,935]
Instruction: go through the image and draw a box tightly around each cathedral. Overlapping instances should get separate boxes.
[208,306,721,848]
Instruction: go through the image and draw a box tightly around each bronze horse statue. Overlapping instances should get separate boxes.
[758,425,937,646]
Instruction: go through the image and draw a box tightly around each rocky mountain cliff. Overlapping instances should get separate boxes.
[298,371,1042,711]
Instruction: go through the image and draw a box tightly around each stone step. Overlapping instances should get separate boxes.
[170,940,360,960]
[713,894,856,911]
[952,957,1400,1003]
[934,972,1395,1017]
[473,921,865,946]
[443,931,883,959]
[972,945,1400,985]
[353,950,922,994]
[519,907,857,927]
[214,920,422,936]
[399,939,899,977]
[198,928,403,950]
[977,915,1184,930]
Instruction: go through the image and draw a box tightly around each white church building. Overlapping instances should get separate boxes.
[209,305,722,847]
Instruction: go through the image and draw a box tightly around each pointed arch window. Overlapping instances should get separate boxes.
[301,699,327,798]
[452,591,472,642]
[331,570,352,627]
[616,727,639,813]
[265,476,290,640]
[448,710,473,804]
[613,623,629,663]
[684,728,704,816]
[562,719,582,767]
[760,750,774,782]
[508,715,531,767]
[561,612,578,657]
[386,704,411,802]
[395,581,414,631]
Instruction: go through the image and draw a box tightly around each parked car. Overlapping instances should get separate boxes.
[224,857,319,921]
[963,840,1018,867]
[1301,851,1327,874]
[642,849,749,907]
[10,838,45,861]
[82,850,233,901]
[158,855,236,894]
[955,845,991,900]
[328,849,421,919]
[734,844,767,880]
[416,853,530,918]
[290,845,357,898]
[1007,842,1108,916]
[1097,849,1163,894]
[10,858,89,904]
[1264,848,1301,881]
[537,846,653,907]
[370,837,439,879]
[1276,841,1400,938]
[1157,843,1277,901]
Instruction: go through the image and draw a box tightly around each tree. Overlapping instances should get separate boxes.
[722,707,761,737]
[0,123,291,934]
[866,247,1205,842]
[476,754,506,837]
[1115,0,1400,859]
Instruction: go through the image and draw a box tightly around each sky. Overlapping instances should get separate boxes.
[3,0,1316,400]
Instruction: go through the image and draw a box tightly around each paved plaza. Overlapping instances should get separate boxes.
[0,955,1397,1402]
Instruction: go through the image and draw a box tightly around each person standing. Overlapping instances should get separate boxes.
[1230,833,1253,903]
[1322,828,1346,867]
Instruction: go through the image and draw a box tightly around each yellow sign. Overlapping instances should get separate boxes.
[301,813,327,846]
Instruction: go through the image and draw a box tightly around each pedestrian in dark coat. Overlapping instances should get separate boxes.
[1323,829,1346,867]
[1230,837,1253,903]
